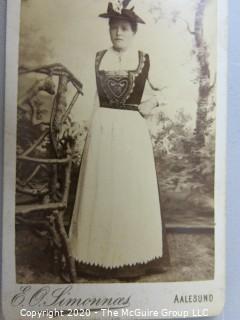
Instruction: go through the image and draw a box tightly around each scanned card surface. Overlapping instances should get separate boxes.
[2,0,227,319]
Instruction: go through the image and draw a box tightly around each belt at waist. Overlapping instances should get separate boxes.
[100,103,139,111]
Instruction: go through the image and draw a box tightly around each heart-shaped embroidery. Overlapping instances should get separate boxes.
[107,77,129,99]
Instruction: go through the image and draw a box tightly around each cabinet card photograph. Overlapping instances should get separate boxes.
[2,0,227,319]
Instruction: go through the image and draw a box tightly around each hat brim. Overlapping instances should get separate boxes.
[99,12,145,24]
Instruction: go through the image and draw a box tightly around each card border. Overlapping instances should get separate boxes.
[1,0,228,318]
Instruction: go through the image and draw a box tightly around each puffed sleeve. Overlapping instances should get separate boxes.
[139,54,166,117]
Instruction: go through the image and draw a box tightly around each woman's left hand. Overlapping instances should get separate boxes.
[138,96,159,117]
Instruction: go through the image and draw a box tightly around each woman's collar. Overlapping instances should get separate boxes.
[109,45,138,56]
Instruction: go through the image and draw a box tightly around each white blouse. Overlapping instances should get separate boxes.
[99,47,139,71]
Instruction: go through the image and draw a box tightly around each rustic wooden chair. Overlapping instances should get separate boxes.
[16,64,83,283]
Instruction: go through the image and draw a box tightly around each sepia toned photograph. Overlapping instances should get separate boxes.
[14,0,218,285]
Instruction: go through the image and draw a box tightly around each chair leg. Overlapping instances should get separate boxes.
[54,210,77,283]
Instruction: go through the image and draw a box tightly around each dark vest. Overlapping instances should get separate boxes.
[95,50,150,111]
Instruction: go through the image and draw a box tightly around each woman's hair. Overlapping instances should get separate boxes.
[109,18,138,33]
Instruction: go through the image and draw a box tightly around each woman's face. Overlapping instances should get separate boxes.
[109,20,135,51]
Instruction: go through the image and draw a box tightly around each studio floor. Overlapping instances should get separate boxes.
[16,229,214,284]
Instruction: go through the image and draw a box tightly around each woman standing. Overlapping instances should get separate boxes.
[69,0,169,280]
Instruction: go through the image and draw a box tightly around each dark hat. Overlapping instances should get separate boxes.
[99,0,145,24]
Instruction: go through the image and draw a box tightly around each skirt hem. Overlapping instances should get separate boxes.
[75,256,170,279]
[72,254,163,270]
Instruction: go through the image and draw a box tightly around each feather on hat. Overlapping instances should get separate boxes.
[99,0,145,24]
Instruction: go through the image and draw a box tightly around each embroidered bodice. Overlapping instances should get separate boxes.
[95,49,150,109]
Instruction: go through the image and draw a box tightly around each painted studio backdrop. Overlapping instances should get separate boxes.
[16,0,217,283]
